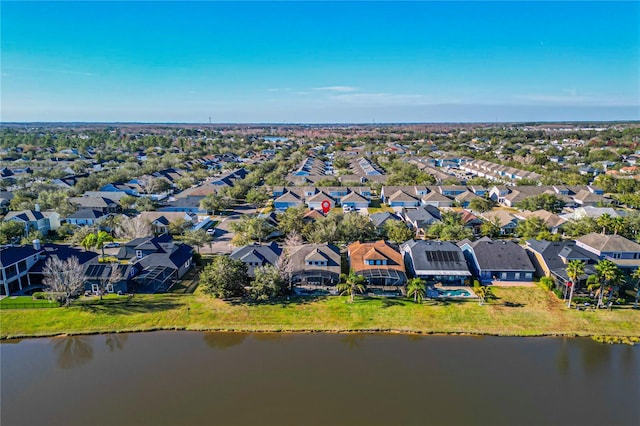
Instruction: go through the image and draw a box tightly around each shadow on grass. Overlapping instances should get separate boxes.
[227,295,329,307]
[503,301,525,308]
[76,297,182,315]
[380,298,406,308]
[423,298,473,306]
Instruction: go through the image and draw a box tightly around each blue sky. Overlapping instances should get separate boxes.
[2,1,639,123]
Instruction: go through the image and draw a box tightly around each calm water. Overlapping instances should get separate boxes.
[2,332,639,426]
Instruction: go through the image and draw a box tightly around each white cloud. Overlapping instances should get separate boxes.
[312,86,358,92]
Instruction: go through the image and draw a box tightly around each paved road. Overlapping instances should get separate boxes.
[202,204,257,255]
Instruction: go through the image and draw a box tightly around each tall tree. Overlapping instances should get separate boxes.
[200,193,231,215]
[0,221,26,244]
[250,265,287,301]
[384,219,414,244]
[566,260,585,308]
[631,267,640,309]
[594,260,620,308]
[42,256,85,306]
[199,256,248,298]
[277,205,307,235]
[116,216,152,239]
[182,229,211,254]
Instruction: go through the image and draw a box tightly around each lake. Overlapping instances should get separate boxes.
[1,332,639,426]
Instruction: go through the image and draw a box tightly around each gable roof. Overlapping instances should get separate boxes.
[4,210,44,222]
[401,240,471,276]
[461,239,535,272]
[229,242,282,276]
[576,233,640,253]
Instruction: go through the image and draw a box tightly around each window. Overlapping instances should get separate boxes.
[514,272,520,280]
[612,253,621,259]
[136,250,143,259]
[185,259,190,268]
[92,284,99,293]
[525,273,532,279]
[106,284,114,293]
[501,272,507,280]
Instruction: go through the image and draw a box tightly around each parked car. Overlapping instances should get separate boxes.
[103,242,121,248]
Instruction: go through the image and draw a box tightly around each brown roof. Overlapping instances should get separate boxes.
[348,240,406,273]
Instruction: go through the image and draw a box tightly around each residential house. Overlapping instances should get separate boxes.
[66,209,107,226]
[69,196,121,214]
[340,191,370,211]
[369,212,402,232]
[3,210,51,235]
[514,210,567,234]
[480,210,520,235]
[347,240,407,287]
[576,233,640,271]
[229,242,282,278]
[458,238,535,284]
[289,243,342,288]
[400,240,472,285]
[273,191,305,212]
[386,190,420,209]
[421,191,454,208]
[403,206,441,236]
[116,234,194,292]
[0,244,43,296]
[525,240,598,292]
[307,191,336,211]
[2,242,99,296]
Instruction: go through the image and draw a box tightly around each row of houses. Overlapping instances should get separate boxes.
[461,159,543,183]
[227,238,536,292]
[1,235,194,297]
[223,230,640,295]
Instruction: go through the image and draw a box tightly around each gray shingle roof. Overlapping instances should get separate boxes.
[463,239,535,272]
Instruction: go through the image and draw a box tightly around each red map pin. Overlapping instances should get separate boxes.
[321,200,331,214]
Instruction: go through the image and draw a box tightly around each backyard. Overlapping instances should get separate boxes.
[1,286,639,339]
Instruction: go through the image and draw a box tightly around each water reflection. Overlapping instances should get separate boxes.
[51,336,94,369]
[341,333,365,349]
[203,332,247,350]
[555,338,570,375]
[105,334,128,352]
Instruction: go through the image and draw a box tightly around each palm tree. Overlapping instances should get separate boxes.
[406,278,426,303]
[94,231,114,257]
[81,233,96,252]
[594,260,619,308]
[337,271,366,303]
[566,260,585,308]
[473,281,491,306]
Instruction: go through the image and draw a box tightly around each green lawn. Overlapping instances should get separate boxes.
[0,296,60,309]
[1,287,639,339]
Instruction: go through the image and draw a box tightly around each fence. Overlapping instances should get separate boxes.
[0,301,60,310]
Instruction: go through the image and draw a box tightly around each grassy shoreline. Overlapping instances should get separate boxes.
[2,287,639,340]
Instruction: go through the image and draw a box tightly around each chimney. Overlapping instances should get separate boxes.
[34,203,41,212]
[33,239,41,250]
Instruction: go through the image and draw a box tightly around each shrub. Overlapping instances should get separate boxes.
[539,276,554,291]
[192,252,202,266]
[32,292,46,300]
[552,288,563,299]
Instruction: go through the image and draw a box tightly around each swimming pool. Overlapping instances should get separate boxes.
[438,289,472,297]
